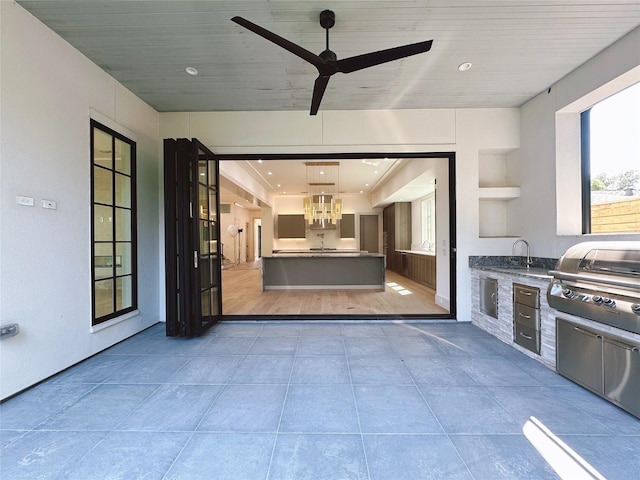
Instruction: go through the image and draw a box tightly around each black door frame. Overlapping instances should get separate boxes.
[164,138,222,336]
[216,151,457,321]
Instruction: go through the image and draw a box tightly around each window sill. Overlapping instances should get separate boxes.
[90,310,140,333]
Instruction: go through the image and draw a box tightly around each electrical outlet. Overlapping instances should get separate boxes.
[42,199,57,210]
[0,323,19,339]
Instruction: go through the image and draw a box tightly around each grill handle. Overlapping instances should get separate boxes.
[549,270,640,290]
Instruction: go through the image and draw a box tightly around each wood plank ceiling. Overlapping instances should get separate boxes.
[16,0,640,113]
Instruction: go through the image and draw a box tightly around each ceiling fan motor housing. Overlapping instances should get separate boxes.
[319,10,335,29]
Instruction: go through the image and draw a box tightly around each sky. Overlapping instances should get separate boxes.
[590,81,640,179]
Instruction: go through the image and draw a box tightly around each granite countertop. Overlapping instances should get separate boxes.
[469,255,558,280]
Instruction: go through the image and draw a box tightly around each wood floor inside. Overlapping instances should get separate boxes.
[221,260,449,317]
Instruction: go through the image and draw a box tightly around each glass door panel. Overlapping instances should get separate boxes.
[164,138,221,337]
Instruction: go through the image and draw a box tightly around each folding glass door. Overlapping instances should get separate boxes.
[164,138,221,336]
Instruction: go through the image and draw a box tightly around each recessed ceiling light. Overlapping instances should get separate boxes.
[257,159,263,163]
[458,62,472,72]
[185,66,199,76]
[267,171,272,175]
[277,184,281,187]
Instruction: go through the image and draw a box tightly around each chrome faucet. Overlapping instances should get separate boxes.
[512,239,532,269]
[422,240,433,251]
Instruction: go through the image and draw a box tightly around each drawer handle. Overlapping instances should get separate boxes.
[518,313,531,319]
[519,291,532,296]
[519,332,533,340]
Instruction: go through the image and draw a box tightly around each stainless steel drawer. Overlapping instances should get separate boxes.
[556,319,603,394]
[514,321,540,354]
[604,337,640,418]
[513,283,540,308]
[479,277,498,319]
[514,303,540,330]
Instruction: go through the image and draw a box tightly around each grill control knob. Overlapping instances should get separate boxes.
[562,288,574,298]
[603,297,616,308]
[592,295,604,305]
[632,304,640,315]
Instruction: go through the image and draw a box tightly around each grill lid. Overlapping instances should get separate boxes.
[547,241,640,335]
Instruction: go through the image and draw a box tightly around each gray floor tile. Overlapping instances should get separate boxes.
[0,383,97,430]
[341,324,386,337]
[248,336,298,355]
[296,335,345,355]
[402,356,478,386]
[548,384,640,435]
[453,356,543,386]
[450,434,560,479]
[300,324,342,336]
[557,435,640,480]
[0,430,107,479]
[364,434,473,480]
[387,335,445,355]
[198,385,286,432]
[344,336,396,356]
[197,336,256,355]
[103,355,189,384]
[487,386,614,435]
[59,431,191,480]
[229,355,294,384]
[167,355,243,384]
[212,323,264,337]
[117,384,222,431]
[419,386,521,434]
[348,355,413,385]
[165,432,274,480]
[280,385,359,433]
[37,384,157,431]
[505,354,574,386]
[3,321,639,480]
[259,323,304,337]
[355,385,443,433]
[49,354,138,384]
[290,356,351,384]
[269,433,369,480]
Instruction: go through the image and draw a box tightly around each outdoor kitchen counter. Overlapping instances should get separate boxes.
[262,253,385,290]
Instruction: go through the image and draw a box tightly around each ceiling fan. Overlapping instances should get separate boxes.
[231,10,433,115]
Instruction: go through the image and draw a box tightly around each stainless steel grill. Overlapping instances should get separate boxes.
[547,241,640,335]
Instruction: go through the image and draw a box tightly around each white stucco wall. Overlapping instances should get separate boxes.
[160,107,521,322]
[0,3,161,400]
[513,26,640,258]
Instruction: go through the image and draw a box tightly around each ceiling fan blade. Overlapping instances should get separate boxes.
[310,76,330,115]
[231,16,323,69]
[336,40,433,74]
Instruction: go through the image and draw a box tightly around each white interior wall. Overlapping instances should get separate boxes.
[0,3,161,400]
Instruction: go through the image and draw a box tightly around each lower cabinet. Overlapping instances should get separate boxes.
[391,252,435,288]
[556,318,640,419]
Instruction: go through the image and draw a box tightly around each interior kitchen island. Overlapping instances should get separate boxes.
[262,250,386,291]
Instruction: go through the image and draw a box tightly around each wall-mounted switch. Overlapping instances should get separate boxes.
[17,196,34,206]
[42,199,57,210]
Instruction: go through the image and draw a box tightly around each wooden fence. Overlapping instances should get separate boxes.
[591,197,640,233]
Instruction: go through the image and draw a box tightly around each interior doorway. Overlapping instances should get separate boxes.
[218,152,456,320]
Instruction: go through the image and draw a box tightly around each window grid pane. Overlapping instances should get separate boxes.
[91,121,136,325]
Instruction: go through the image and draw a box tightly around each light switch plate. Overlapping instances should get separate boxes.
[17,195,34,206]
